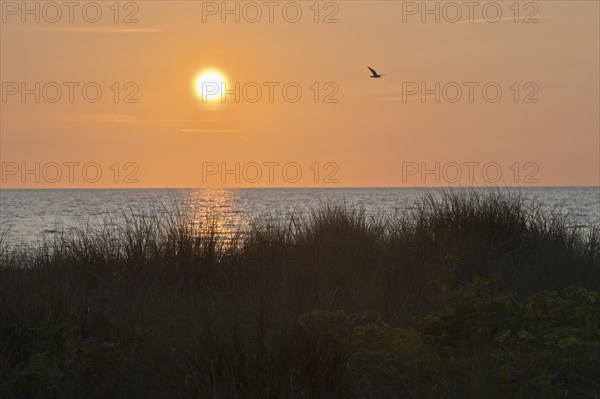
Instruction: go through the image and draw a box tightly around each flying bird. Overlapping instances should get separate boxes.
[367,66,384,78]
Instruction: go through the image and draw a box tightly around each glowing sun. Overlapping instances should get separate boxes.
[195,70,227,102]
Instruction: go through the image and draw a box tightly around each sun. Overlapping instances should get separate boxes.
[194,70,228,103]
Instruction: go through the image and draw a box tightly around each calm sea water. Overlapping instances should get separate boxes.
[1,187,599,244]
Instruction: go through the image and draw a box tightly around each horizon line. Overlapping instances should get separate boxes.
[1,185,599,191]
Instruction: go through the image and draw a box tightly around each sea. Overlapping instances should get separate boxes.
[1,187,599,244]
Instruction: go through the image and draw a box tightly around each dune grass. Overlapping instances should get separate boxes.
[1,190,599,398]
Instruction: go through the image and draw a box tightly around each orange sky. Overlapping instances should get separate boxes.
[1,1,599,188]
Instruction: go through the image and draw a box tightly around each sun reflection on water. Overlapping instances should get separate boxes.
[183,189,250,245]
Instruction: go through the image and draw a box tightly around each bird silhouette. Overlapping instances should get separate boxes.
[367,66,384,78]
